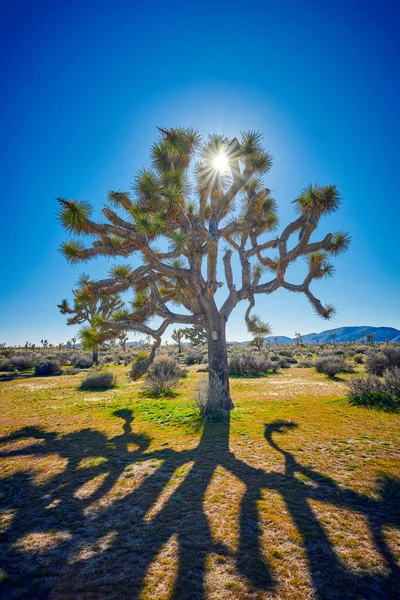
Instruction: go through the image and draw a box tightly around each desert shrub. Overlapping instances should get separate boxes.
[72,354,93,369]
[183,348,203,365]
[80,372,116,390]
[279,359,290,369]
[34,360,61,377]
[133,351,149,364]
[315,357,347,377]
[63,367,81,375]
[102,354,114,363]
[347,366,400,411]
[366,352,389,376]
[383,366,400,398]
[11,355,36,371]
[347,371,399,411]
[298,360,314,368]
[0,358,13,371]
[192,376,228,421]
[142,357,186,397]
[354,353,364,364]
[365,346,400,376]
[228,352,277,377]
[285,356,298,364]
[278,349,293,357]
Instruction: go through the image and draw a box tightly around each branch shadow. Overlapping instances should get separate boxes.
[0,412,399,599]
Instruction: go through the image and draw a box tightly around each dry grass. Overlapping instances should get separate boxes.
[0,365,399,599]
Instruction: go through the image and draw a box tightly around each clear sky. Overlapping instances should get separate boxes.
[1,0,399,346]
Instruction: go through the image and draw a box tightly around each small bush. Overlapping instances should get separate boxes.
[347,367,400,411]
[80,372,116,390]
[192,376,228,421]
[315,357,347,377]
[72,354,93,369]
[366,346,400,376]
[142,357,186,397]
[34,360,61,377]
[0,358,13,371]
[133,351,149,364]
[279,359,290,369]
[228,352,277,377]
[354,353,364,364]
[11,355,36,371]
[183,349,203,365]
[298,360,314,368]
[383,366,400,398]
[278,349,293,357]
[63,367,81,375]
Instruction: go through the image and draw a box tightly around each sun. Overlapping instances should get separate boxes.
[213,150,229,173]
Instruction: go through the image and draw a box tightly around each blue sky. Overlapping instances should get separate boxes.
[1,0,399,345]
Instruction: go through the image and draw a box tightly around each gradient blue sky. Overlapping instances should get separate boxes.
[1,0,399,345]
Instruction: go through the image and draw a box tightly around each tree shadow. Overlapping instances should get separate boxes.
[0,372,35,382]
[0,412,399,599]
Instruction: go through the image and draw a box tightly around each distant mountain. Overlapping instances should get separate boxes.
[229,326,400,345]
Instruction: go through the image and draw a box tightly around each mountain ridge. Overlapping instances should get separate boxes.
[228,326,400,345]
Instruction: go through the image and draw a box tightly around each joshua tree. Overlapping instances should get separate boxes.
[361,330,365,344]
[182,325,207,347]
[118,333,129,352]
[171,328,185,353]
[58,127,350,411]
[273,336,279,345]
[58,274,124,365]
[331,331,337,347]
[366,333,374,345]
[250,334,267,352]
[40,339,48,349]
[294,332,302,346]
[71,337,77,349]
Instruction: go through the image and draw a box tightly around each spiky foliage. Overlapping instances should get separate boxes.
[57,275,125,363]
[58,127,350,409]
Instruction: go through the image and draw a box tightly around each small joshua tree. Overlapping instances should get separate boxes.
[58,127,350,412]
[294,332,302,346]
[171,328,185,353]
[367,333,374,345]
[118,333,129,352]
[250,334,268,352]
[58,274,124,365]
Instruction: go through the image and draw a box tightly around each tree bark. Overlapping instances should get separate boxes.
[206,317,234,411]
[92,348,99,366]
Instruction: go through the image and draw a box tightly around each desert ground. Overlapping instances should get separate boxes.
[0,358,399,600]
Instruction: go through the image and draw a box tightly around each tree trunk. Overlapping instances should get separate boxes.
[206,317,234,411]
[92,348,99,366]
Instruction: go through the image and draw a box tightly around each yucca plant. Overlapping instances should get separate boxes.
[58,274,124,365]
[58,127,350,413]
